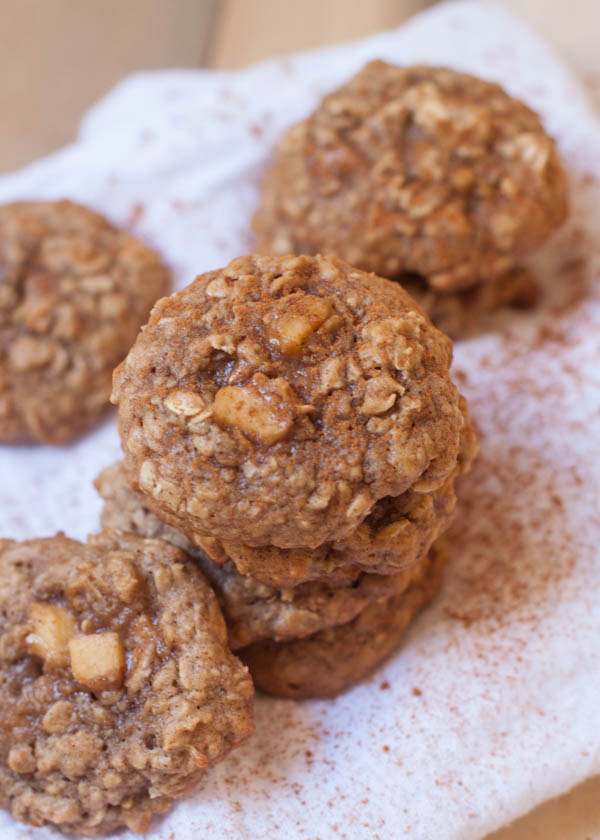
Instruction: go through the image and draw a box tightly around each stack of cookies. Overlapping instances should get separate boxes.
[105,253,478,699]
[0,172,481,838]
[0,58,573,837]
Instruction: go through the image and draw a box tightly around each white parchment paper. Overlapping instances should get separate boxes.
[1,2,599,838]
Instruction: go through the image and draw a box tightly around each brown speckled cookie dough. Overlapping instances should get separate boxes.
[0,532,253,835]
[113,254,465,550]
[95,461,457,648]
[253,62,568,293]
[0,200,170,444]
[401,268,539,339]
[240,540,448,699]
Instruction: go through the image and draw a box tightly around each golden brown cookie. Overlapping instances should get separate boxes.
[0,532,253,835]
[254,62,568,293]
[0,200,170,444]
[239,540,448,699]
[113,254,465,550]
[95,461,454,649]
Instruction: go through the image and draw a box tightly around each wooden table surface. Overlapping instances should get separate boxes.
[1,2,599,837]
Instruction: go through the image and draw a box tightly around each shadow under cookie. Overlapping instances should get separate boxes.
[400,268,539,340]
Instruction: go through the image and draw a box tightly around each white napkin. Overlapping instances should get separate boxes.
[1,2,599,838]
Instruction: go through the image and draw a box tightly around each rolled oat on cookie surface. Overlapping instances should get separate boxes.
[0,532,253,835]
[112,253,467,552]
[253,62,568,295]
[0,200,170,444]
[96,461,467,648]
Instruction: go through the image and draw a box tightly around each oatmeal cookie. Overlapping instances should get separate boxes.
[0,532,253,835]
[0,200,170,443]
[239,540,448,699]
[96,461,456,648]
[113,254,465,550]
[401,268,539,339]
[253,62,568,293]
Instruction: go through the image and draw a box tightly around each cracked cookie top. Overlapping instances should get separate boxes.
[113,254,464,549]
[0,200,170,443]
[0,532,253,835]
[254,62,568,292]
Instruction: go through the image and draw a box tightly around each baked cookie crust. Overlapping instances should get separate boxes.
[96,462,460,648]
[0,532,253,835]
[0,200,170,443]
[401,268,539,339]
[196,393,476,586]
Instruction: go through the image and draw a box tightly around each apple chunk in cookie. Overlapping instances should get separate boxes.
[112,254,467,552]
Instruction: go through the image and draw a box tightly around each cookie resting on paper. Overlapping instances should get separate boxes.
[0,200,170,443]
[0,532,253,835]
